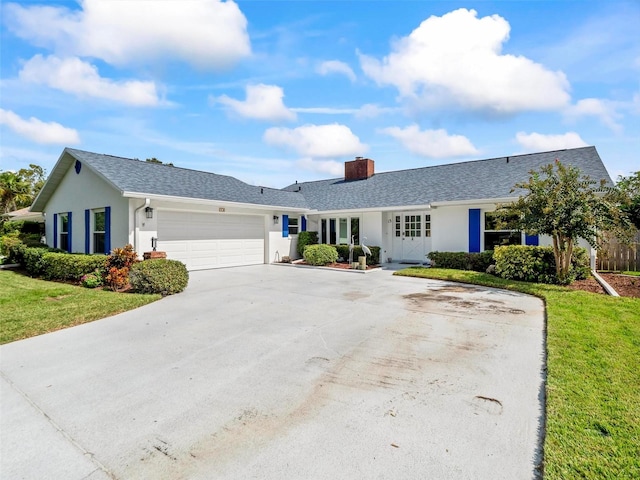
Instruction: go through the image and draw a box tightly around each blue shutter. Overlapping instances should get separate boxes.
[53,213,58,249]
[525,234,539,246]
[301,216,307,232]
[85,209,90,254]
[468,208,481,253]
[67,211,72,252]
[104,206,111,254]
[282,214,289,238]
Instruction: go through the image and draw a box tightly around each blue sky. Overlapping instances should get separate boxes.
[1,0,638,188]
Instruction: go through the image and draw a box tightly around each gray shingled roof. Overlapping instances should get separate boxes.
[282,146,612,211]
[33,148,308,210]
[33,146,612,213]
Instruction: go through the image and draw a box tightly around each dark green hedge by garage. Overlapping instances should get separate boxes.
[129,259,189,295]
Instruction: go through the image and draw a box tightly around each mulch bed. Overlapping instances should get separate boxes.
[565,273,640,298]
[291,261,379,271]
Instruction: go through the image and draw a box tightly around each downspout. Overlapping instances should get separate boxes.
[134,198,150,257]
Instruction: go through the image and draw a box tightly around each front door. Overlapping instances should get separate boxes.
[393,212,426,262]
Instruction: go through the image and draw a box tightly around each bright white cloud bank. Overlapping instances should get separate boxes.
[515,132,588,151]
[359,8,570,114]
[19,55,161,106]
[263,124,368,158]
[381,124,478,158]
[6,0,250,69]
[564,98,622,132]
[0,109,80,144]
[216,84,296,121]
[317,60,357,82]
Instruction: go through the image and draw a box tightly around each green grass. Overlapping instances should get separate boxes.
[395,267,640,479]
[0,270,161,344]
[621,270,640,277]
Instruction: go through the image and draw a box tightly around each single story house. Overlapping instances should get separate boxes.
[31,146,612,270]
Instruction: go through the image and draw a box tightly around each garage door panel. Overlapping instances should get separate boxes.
[158,211,265,270]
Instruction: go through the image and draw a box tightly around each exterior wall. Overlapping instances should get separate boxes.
[430,205,471,252]
[43,162,128,253]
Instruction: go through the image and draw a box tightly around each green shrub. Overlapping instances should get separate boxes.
[304,244,338,266]
[333,244,381,265]
[297,231,318,257]
[129,259,189,295]
[23,246,52,276]
[493,245,590,284]
[2,233,23,259]
[427,251,494,272]
[80,271,103,288]
[41,253,106,281]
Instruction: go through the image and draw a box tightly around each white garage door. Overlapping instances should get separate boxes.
[158,211,265,270]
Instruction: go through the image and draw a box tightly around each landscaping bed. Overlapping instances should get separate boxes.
[567,273,640,298]
[293,260,380,271]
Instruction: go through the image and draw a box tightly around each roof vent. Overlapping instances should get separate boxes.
[345,157,374,181]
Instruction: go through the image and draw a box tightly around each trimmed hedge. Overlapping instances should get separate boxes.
[129,259,189,295]
[493,245,590,284]
[41,253,106,281]
[297,231,318,257]
[427,251,494,272]
[333,244,381,265]
[304,244,339,266]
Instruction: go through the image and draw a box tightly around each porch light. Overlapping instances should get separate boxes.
[145,207,153,219]
[151,237,158,251]
[273,215,279,225]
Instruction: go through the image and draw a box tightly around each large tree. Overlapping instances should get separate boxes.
[617,171,640,229]
[496,160,633,284]
[0,164,47,214]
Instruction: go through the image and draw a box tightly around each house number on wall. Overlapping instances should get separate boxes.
[219,207,225,212]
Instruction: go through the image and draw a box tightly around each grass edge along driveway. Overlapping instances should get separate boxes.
[395,267,640,480]
[0,270,161,345]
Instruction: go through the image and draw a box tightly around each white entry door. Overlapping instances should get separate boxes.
[392,212,431,263]
[158,211,265,270]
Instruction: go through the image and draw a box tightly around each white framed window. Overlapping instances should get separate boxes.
[93,209,106,254]
[288,217,299,235]
[59,213,69,251]
[484,212,521,249]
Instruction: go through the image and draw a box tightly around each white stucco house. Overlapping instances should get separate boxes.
[31,146,612,270]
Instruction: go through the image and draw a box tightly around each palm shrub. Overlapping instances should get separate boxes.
[129,259,189,295]
[303,244,338,266]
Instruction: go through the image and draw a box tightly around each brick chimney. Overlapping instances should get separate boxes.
[345,157,374,181]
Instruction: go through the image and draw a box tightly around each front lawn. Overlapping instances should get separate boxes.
[395,267,640,479]
[0,270,161,344]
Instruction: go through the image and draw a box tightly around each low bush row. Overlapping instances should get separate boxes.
[429,246,590,285]
[303,244,339,265]
[427,251,494,272]
[6,241,188,295]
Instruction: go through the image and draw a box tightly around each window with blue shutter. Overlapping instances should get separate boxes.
[66,211,72,252]
[104,206,111,254]
[468,209,481,253]
[301,216,307,232]
[53,213,58,248]
[282,214,289,238]
[85,209,90,254]
[525,234,539,246]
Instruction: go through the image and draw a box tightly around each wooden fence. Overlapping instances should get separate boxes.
[597,230,640,272]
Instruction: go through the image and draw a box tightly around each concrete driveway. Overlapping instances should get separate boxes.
[1,265,545,479]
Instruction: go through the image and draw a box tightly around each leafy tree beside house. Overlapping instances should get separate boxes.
[495,160,633,284]
[0,164,46,215]
[617,171,640,229]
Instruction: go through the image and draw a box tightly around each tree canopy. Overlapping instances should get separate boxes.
[496,160,633,284]
[617,171,640,230]
[0,165,46,215]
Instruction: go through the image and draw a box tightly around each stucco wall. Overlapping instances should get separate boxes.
[43,162,128,253]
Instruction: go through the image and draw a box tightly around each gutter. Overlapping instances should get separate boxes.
[591,270,620,297]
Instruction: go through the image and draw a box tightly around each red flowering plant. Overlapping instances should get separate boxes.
[103,244,139,292]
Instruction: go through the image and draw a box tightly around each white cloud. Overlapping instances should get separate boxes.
[359,8,570,114]
[263,124,368,158]
[215,84,296,121]
[5,0,250,70]
[317,60,357,82]
[564,98,622,133]
[515,132,588,152]
[0,109,80,144]
[380,124,478,158]
[19,55,161,106]
[296,157,343,176]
